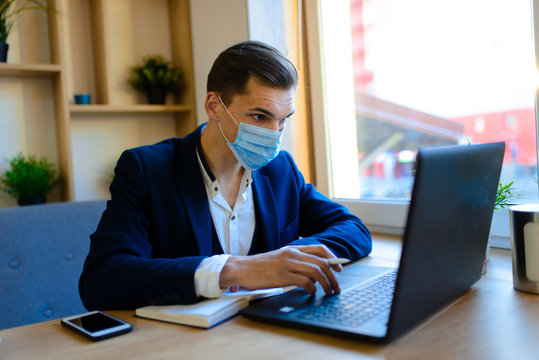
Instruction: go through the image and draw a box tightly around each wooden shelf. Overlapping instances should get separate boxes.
[0,63,62,77]
[70,104,192,115]
[1,0,196,204]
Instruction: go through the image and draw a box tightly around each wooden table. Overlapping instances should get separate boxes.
[1,235,538,360]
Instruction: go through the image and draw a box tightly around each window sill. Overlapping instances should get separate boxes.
[335,199,510,249]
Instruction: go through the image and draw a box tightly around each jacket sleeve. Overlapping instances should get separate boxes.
[79,149,204,310]
[283,153,372,260]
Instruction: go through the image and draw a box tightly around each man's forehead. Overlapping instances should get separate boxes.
[233,80,294,105]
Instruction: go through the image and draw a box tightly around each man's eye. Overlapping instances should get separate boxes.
[253,114,266,121]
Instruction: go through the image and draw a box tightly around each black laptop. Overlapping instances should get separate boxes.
[240,142,505,343]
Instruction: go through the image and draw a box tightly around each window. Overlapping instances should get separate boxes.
[306,0,538,241]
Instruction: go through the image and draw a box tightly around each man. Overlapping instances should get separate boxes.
[79,41,372,310]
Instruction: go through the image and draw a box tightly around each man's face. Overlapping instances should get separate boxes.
[223,76,295,136]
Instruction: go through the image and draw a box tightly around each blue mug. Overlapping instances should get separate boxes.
[74,93,91,105]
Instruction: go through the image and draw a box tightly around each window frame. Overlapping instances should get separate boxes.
[305,0,539,249]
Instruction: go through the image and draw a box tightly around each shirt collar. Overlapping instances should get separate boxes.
[196,130,216,182]
[196,127,253,199]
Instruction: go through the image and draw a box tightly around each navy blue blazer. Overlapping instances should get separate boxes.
[79,124,372,310]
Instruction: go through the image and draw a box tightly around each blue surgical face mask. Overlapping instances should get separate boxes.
[217,96,283,170]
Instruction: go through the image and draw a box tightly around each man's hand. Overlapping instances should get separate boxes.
[219,245,345,296]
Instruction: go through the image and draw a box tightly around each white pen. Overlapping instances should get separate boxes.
[328,258,350,265]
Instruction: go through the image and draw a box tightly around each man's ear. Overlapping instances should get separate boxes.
[205,92,222,121]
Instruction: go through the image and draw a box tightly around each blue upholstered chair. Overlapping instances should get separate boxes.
[0,200,106,330]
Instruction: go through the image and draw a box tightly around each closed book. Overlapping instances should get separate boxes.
[135,288,283,329]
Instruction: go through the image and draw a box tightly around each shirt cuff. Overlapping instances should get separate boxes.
[194,254,231,298]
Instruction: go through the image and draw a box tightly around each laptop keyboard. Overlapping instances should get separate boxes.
[296,271,397,328]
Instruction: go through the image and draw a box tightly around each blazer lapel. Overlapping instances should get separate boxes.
[250,171,279,254]
[174,127,214,256]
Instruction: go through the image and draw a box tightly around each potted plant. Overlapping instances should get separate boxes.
[128,54,184,104]
[0,153,57,205]
[0,0,53,62]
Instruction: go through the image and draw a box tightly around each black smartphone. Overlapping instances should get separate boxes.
[61,311,133,341]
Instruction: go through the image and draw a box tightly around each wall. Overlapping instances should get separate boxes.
[0,1,185,207]
[0,10,60,207]
[68,0,179,201]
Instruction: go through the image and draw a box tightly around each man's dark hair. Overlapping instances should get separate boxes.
[207,40,298,105]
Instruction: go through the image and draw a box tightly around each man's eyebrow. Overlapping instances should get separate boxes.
[249,107,275,118]
[248,107,295,119]
[286,110,296,118]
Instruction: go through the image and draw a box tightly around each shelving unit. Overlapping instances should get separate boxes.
[0,0,196,203]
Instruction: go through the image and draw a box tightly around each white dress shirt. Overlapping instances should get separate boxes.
[193,139,256,298]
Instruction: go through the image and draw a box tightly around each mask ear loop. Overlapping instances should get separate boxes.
[217,95,240,144]
[217,119,231,144]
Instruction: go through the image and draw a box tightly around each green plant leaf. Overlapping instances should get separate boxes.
[495,180,515,210]
[0,153,57,200]
[0,0,56,43]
